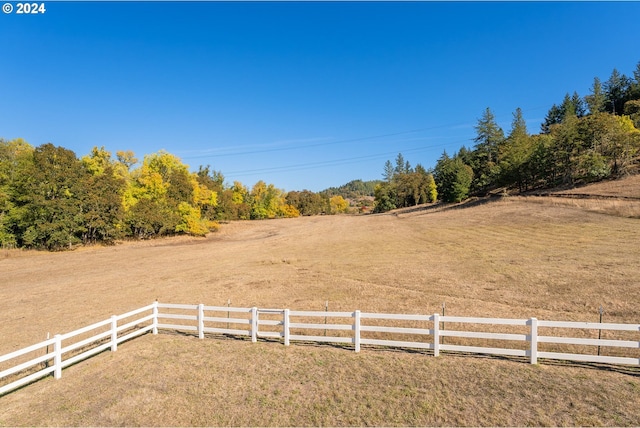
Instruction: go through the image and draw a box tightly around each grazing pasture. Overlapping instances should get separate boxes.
[1,182,639,426]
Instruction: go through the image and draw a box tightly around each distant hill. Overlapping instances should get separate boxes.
[320,179,382,199]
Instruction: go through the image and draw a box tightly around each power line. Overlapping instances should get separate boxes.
[224,140,462,177]
[187,104,550,177]
[180,122,472,160]
[181,104,548,161]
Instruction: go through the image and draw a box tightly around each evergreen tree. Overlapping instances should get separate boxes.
[472,108,504,192]
[383,160,394,181]
[394,153,406,175]
[542,93,585,132]
[434,152,473,203]
[604,68,631,115]
[585,77,606,114]
[499,108,533,191]
[570,92,586,118]
[541,104,563,134]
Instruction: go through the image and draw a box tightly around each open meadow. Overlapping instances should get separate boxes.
[1,178,640,426]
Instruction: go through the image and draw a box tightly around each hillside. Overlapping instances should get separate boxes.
[320,179,382,199]
[547,174,640,199]
[1,178,639,425]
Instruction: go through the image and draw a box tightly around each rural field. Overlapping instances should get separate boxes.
[1,176,640,426]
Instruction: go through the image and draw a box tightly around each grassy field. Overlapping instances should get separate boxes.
[1,178,639,426]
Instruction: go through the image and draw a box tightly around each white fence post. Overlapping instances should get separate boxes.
[111,315,118,352]
[529,317,538,364]
[54,334,62,380]
[251,307,258,342]
[433,313,440,357]
[284,309,290,346]
[354,310,361,352]
[152,301,158,335]
[198,304,204,339]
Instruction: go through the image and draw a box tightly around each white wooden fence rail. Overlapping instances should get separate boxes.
[0,303,157,396]
[1,301,638,397]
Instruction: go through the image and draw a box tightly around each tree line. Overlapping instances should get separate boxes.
[374,60,640,210]
[3,61,639,247]
[373,153,438,213]
[0,143,349,250]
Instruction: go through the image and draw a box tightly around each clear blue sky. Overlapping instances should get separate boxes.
[2,1,639,192]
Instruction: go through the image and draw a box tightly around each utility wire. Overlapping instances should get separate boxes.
[186,104,549,177]
[225,141,461,177]
[181,104,547,161]
[180,122,469,160]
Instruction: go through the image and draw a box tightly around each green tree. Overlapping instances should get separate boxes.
[632,61,640,97]
[550,111,582,183]
[12,144,87,250]
[383,160,395,181]
[286,190,327,216]
[373,182,396,213]
[498,107,534,191]
[585,77,606,114]
[394,153,407,175]
[250,181,291,219]
[0,139,34,246]
[604,68,631,115]
[472,108,504,193]
[80,164,125,244]
[623,100,640,128]
[541,93,585,133]
[434,152,473,203]
[524,133,556,188]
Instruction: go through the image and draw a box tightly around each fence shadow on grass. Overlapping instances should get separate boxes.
[157,330,640,378]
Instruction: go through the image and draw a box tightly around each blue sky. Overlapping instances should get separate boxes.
[2,1,639,192]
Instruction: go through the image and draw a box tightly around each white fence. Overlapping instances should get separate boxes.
[0,303,156,396]
[1,301,639,396]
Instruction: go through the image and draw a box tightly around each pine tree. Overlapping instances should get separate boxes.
[585,77,606,114]
[499,108,533,191]
[604,68,631,115]
[383,160,394,181]
[472,108,504,192]
[394,153,406,175]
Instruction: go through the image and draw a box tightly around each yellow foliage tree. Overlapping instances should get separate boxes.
[329,195,349,214]
[280,204,300,218]
[175,202,210,236]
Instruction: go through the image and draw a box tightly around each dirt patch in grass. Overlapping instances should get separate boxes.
[1,178,639,425]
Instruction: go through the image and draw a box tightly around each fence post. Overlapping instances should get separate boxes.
[111,315,118,352]
[433,313,440,357]
[251,307,258,342]
[152,301,158,335]
[597,306,604,356]
[354,310,361,352]
[529,317,538,364]
[54,334,62,380]
[284,309,290,346]
[198,304,205,339]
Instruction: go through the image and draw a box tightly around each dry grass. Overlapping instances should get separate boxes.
[520,196,640,218]
[1,335,639,427]
[1,178,640,426]
[552,174,640,199]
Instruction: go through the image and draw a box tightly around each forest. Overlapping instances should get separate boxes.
[369,62,640,211]
[1,61,639,249]
[0,144,352,250]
